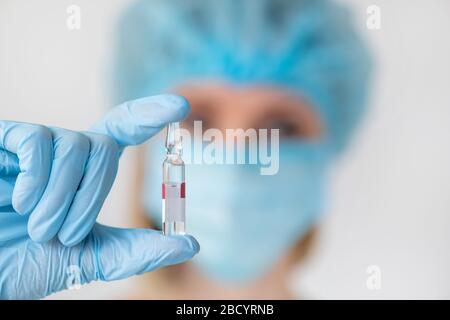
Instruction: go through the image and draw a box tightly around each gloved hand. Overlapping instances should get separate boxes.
[0,95,199,299]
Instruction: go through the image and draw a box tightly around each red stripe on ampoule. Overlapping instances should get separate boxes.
[180,182,185,198]
[162,183,165,199]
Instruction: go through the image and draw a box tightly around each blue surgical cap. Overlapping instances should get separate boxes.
[113,0,372,152]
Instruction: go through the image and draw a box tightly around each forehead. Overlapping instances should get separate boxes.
[175,81,323,125]
[175,81,305,110]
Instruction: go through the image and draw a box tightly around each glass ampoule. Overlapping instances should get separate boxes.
[162,122,186,235]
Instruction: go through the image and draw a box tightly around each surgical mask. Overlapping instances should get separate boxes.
[143,137,330,283]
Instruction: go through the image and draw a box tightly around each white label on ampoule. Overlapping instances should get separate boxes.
[162,183,185,222]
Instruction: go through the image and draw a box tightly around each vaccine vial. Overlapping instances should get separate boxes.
[162,122,186,235]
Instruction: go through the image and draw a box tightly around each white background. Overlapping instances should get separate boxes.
[0,0,449,299]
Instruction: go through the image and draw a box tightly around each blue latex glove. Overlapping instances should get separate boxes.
[0,95,199,299]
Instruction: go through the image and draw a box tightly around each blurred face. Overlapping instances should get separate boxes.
[144,81,330,284]
[177,82,323,141]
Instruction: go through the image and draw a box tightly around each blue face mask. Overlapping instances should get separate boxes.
[143,138,330,284]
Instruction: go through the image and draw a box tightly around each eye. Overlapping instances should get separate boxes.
[182,110,213,131]
[260,118,305,139]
